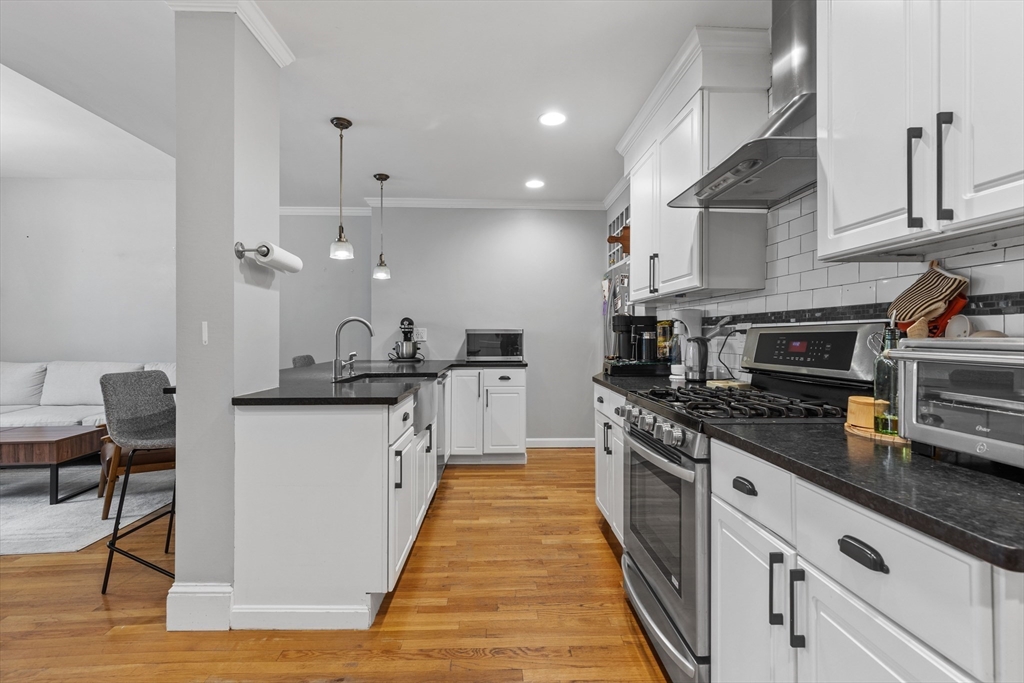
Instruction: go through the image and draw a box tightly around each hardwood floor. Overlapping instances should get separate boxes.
[1,448,668,682]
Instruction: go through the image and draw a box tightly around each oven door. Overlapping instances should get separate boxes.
[899,354,1024,468]
[623,428,710,660]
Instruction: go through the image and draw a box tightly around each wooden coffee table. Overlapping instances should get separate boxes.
[0,426,106,504]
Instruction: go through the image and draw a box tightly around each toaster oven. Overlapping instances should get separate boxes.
[890,338,1024,469]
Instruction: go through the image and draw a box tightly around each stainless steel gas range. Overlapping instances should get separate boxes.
[620,322,882,682]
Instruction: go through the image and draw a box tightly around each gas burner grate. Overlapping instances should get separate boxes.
[636,385,846,421]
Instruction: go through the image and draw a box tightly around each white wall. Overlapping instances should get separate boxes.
[279,215,371,368]
[0,177,175,362]
[369,207,605,441]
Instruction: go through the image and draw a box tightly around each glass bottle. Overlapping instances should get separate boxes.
[873,326,902,435]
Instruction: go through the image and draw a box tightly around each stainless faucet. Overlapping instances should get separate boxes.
[333,316,375,381]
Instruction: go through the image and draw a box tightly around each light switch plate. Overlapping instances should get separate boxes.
[413,328,427,342]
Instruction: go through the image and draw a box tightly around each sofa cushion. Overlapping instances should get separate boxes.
[0,362,47,406]
[0,404,34,415]
[80,411,107,427]
[0,406,112,428]
[143,362,176,386]
[39,361,143,406]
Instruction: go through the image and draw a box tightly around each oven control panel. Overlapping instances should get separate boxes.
[741,323,883,384]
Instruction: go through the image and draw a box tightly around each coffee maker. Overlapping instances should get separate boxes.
[603,315,670,376]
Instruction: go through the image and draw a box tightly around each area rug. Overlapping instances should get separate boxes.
[0,463,175,555]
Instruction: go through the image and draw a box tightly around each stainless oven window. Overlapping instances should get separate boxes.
[916,362,1024,445]
[630,452,683,595]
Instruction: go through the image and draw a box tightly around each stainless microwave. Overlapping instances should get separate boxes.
[465,329,524,363]
[890,338,1024,469]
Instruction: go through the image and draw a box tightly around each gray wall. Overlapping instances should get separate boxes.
[0,177,175,362]
[279,214,371,368]
[369,207,606,441]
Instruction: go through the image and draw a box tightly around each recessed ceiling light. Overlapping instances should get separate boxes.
[525,179,545,189]
[539,112,566,126]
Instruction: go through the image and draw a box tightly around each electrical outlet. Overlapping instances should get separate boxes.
[413,328,427,342]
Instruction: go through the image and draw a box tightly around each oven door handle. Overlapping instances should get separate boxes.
[887,349,1023,367]
[626,432,695,483]
[622,554,698,680]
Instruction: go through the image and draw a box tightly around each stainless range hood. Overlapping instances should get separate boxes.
[669,0,816,210]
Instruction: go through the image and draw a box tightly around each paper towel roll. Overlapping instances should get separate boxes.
[254,241,303,273]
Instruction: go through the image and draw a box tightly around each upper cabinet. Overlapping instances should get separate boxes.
[817,0,1024,262]
[619,28,771,303]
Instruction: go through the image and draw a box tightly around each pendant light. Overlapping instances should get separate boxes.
[329,117,354,260]
[372,173,392,280]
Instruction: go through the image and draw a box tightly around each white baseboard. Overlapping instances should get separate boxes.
[166,582,232,631]
[526,438,595,448]
[230,603,374,630]
[447,453,527,465]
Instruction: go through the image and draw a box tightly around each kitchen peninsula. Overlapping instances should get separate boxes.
[229,360,526,630]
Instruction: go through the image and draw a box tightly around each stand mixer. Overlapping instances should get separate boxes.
[390,317,424,361]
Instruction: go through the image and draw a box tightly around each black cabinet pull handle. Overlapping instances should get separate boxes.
[838,535,890,574]
[426,424,433,454]
[907,127,924,228]
[648,255,655,293]
[937,112,954,221]
[395,450,403,489]
[597,396,604,403]
[499,375,511,381]
[789,568,806,648]
[603,423,612,455]
[651,253,659,294]
[732,476,758,497]
[768,552,784,626]
[402,412,410,422]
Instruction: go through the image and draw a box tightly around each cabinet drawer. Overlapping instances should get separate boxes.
[711,440,794,544]
[594,385,626,426]
[389,396,415,444]
[483,368,524,387]
[795,480,993,681]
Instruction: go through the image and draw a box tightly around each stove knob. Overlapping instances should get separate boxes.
[641,415,655,432]
[653,422,665,440]
[662,427,685,447]
[625,407,637,423]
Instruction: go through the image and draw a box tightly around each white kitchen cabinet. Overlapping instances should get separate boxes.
[817,0,1024,261]
[594,414,612,521]
[629,144,658,301]
[657,93,703,294]
[484,384,526,454]
[608,425,624,542]
[388,426,416,591]
[711,495,796,683]
[425,422,438,503]
[594,385,625,544]
[938,0,1024,228]
[793,559,973,683]
[413,428,429,531]
[449,369,483,456]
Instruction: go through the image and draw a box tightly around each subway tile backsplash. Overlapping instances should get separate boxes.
[658,187,1023,379]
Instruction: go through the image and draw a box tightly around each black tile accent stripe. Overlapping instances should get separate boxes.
[703,290,1023,327]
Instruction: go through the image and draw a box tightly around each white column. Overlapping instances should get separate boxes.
[167,3,291,631]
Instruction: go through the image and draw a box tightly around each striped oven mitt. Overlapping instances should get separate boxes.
[887,262,968,327]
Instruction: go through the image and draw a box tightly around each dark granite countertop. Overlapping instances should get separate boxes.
[592,373,1024,571]
[233,360,528,406]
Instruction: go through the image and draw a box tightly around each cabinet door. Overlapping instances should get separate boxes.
[609,423,625,544]
[449,370,483,456]
[711,496,797,683]
[658,93,703,294]
[629,144,658,301]
[594,414,611,521]
[939,0,1024,226]
[388,430,416,591]
[794,559,973,682]
[484,385,526,454]
[414,430,428,530]
[817,0,939,259]
[425,423,438,502]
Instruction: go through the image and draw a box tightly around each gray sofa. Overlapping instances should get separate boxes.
[0,361,176,428]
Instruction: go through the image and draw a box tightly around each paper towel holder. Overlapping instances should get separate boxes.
[234,242,270,260]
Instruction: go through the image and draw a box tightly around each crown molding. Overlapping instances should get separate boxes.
[360,197,604,211]
[280,206,371,217]
[602,176,630,211]
[615,26,768,158]
[166,0,295,68]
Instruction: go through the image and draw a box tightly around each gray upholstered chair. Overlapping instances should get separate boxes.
[99,370,176,594]
[292,354,316,368]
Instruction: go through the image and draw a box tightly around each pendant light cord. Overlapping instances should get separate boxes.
[338,128,345,240]
[379,178,385,256]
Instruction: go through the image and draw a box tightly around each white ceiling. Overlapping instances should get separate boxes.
[0,64,174,180]
[0,0,770,206]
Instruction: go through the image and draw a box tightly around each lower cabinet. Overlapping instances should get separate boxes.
[388,425,438,592]
[449,369,527,459]
[594,388,625,544]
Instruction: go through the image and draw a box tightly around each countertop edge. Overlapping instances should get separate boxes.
[705,424,1024,573]
[592,373,631,396]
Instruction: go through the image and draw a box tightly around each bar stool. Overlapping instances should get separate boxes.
[99,370,176,594]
